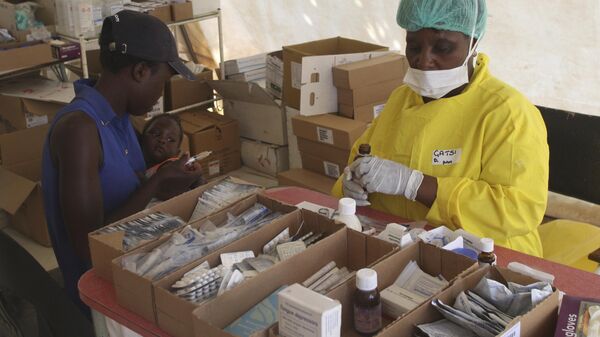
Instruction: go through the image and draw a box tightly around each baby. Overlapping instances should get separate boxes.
[141,114,184,178]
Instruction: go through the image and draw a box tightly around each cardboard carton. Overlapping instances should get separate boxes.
[196,148,241,179]
[191,227,397,337]
[208,80,287,145]
[89,177,259,281]
[224,53,267,76]
[0,41,54,73]
[339,101,386,122]
[155,208,343,337]
[285,106,301,168]
[241,138,289,177]
[332,54,408,90]
[277,169,337,195]
[171,1,193,21]
[111,193,298,324]
[178,109,241,155]
[266,51,283,99]
[337,78,402,107]
[282,37,388,110]
[300,152,345,179]
[377,265,560,337]
[322,242,478,337]
[0,94,63,133]
[164,68,214,111]
[292,114,367,150]
[297,138,350,178]
[148,4,172,23]
[0,0,55,36]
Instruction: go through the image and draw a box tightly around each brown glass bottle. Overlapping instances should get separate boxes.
[354,144,372,161]
[354,268,382,336]
[478,238,497,267]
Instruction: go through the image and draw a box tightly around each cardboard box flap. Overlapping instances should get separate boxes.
[207,80,278,107]
[0,166,36,215]
[22,99,63,117]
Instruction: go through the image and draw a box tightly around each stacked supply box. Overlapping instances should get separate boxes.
[265,51,283,99]
[224,53,267,84]
[208,80,289,177]
[333,54,408,123]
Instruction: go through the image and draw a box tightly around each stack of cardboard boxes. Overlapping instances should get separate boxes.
[224,53,267,84]
[265,51,283,99]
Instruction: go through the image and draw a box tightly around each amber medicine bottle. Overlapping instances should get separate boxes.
[354,268,382,336]
[478,238,497,267]
[354,144,372,161]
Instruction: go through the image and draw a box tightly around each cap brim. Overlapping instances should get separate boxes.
[169,60,196,81]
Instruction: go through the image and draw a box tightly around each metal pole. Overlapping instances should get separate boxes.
[80,35,89,79]
[217,8,225,80]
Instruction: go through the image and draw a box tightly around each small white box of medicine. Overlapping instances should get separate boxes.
[278,283,341,337]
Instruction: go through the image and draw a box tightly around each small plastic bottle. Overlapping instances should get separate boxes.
[333,198,362,232]
[478,238,497,267]
[354,268,382,336]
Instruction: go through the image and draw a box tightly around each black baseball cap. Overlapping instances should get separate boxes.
[100,10,195,80]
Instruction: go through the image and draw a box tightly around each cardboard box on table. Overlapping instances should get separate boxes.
[208,80,287,146]
[292,114,367,151]
[190,227,398,337]
[178,109,241,178]
[297,138,350,179]
[154,207,344,337]
[240,138,289,177]
[282,37,388,110]
[89,177,259,282]
[332,54,408,91]
[111,193,298,324]
[339,100,386,123]
[336,78,402,108]
[316,241,478,337]
[377,265,560,337]
[277,168,337,195]
[164,68,214,111]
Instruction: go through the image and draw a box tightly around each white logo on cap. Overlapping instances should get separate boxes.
[114,14,119,22]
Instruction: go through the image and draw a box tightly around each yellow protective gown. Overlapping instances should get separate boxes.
[332,53,549,257]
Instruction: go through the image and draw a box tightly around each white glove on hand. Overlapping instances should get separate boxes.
[342,167,371,206]
[349,156,424,201]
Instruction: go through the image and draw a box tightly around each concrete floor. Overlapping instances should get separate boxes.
[0,166,279,272]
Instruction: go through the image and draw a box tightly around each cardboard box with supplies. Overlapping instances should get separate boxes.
[179,108,240,155]
[111,193,298,324]
[0,94,63,133]
[0,0,55,36]
[208,80,287,145]
[297,138,350,179]
[0,41,54,73]
[89,176,261,281]
[336,78,402,108]
[191,227,397,337]
[0,124,52,246]
[332,54,408,90]
[282,37,388,109]
[377,265,560,337]
[277,168,337,195]
[196,148,241,179]
[241,138,289,177]
[317,241,478,337]
[154,208,343,337]
[339,101,386,123]
[171,1,193,21]
[164,66,213,111]
[300,152,346,179]
[292,114,367,151]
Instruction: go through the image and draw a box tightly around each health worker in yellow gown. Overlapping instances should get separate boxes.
[332,0,549,257]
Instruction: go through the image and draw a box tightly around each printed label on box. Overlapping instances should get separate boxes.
[291,62,302,90]
[208,160,220,176]
[323,161,341,178]
[373,103,386,119]
[25,112,48,128]
[499,322,520,337]
[316,126,334,145]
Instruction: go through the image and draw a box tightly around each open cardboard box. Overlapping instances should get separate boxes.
[376,265,560,337]
[191,227,398,337]
[111,193,298,323]
[316,241,477,337]
[0,94,64,133]
[155,208,344,337]
[89,176,259,282]
[207,80,287,146]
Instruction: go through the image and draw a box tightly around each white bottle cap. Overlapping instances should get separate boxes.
[480,238,494,253]
[356,268,377,291]
[338,198,356,216]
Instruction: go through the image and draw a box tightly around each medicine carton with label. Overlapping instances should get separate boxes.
[378,265,560,337]
[112,192,297,324]
[154,207,343,337]
[191,228,397,337]
[89,177,261,282]
[322,241,478,337]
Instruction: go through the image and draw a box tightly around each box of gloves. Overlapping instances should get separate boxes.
[154,207,345,337]
[377,265,560,337]
[111,192,299,324]
[89,177,262,282]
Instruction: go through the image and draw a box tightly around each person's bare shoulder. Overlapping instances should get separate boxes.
[50,111,101,164]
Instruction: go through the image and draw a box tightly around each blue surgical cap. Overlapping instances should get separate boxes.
[396,0,487,40]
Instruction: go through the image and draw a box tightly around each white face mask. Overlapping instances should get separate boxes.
[403,0,482,100]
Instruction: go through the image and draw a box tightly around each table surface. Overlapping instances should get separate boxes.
[79,186,600,337]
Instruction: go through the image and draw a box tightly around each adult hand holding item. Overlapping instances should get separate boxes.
[153,154,204,200]
[349,156,424,201]
[342,167,371,206]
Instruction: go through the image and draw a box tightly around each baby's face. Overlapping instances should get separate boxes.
[143,118,181,165]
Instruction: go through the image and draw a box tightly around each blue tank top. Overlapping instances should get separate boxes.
[41,79,145,306]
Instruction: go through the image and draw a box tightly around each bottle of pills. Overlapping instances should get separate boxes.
[478,238,497,267]
[354,268,382,336]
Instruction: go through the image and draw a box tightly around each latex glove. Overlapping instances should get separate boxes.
[342,167,371,206]
[350,156,424,201]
